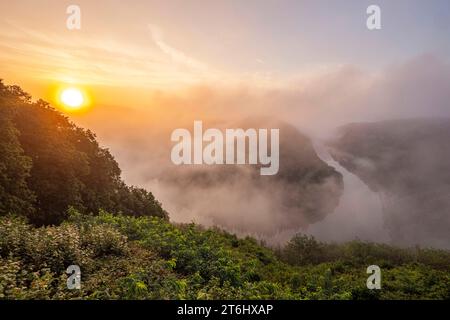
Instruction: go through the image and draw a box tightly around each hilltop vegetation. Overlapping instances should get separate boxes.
[0,212,449,300]
[0,80,167,225]
[0,81,449,300]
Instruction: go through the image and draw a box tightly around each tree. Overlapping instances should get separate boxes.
[0,80,167,225]
[0,80,35,216]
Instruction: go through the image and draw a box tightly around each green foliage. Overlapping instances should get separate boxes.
[280,234,450,272]
[1,213,448,300]
[79,223,128,258]
[282,234,337,265]
[0,85,35,217]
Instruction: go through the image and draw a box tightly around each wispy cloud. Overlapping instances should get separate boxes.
[148,24,209,73]
[0,22,215,88]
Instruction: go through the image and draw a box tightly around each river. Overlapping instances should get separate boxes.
[304,141,390,243]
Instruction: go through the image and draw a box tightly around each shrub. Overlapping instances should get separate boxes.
[0,216,30,257]
[22,224,87,272]
[80,224,128,257]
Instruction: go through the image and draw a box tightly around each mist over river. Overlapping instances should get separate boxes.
[305,141,391,244]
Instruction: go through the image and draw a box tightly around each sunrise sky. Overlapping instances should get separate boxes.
[1,0,450,110]
[2,0,450,246]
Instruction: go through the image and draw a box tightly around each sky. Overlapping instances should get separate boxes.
[1,0,450,107]
[1,1,450,245]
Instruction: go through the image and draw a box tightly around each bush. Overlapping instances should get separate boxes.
[0,214,449,300]
[80,224,128,257]
[22,224,87,272]
[0,216,30,257]
[281,234,333,265]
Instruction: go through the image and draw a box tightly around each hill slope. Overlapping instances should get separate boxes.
[328,119,450,248]
[1,212,449,299]
[0,80,167,225]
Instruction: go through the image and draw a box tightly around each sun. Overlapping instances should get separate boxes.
[60,88,84,110]
[53,84,91,113]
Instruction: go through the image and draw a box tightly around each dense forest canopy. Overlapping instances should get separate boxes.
[0,80,167,225]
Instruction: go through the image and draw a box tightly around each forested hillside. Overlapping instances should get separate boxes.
[0,81,449,300]
[0,80,167,225]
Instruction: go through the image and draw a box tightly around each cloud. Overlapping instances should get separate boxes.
[66,54,450,247]
[148,24,209,73]
[0,22,214,88]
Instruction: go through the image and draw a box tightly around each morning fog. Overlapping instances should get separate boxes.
[171,121,279,175]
